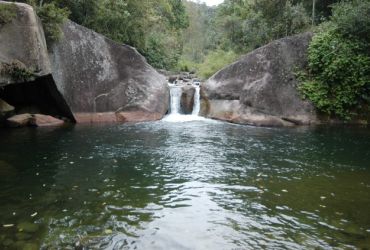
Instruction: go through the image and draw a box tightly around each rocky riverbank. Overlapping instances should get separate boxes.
[0,1,169,128]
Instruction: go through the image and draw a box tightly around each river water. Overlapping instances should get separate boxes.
[0,120,369,249]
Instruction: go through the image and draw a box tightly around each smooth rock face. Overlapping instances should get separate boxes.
[181,85,195,114]
[201,33,318,126]
[0,1,51,86]
[50,21,169,123]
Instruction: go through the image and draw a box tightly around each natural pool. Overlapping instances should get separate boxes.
[0,120,369,249]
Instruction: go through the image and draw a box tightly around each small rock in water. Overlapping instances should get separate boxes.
[3,224,14,228]
[320,196,326,200]
[104,229,113,234]
[281,189,288,193]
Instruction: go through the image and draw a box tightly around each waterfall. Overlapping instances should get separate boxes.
[192,86,200,116]
[169,86,182,114]
[163,83,205,122]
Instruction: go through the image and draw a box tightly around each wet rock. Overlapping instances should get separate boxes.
[201,33,318,127]
[168,75,178,83]
[181,86,195,114]
[29,114,64,127]
[6,113,32,127]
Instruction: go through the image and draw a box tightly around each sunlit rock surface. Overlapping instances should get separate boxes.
[50,20,169,123]
[201,33,318,127]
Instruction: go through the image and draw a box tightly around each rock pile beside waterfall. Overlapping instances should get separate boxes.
[164,72,201,115]
[0,1,169,127]
[200,33,318,127]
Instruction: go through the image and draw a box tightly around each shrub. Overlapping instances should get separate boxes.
[197,50,239,79]
[299,29,370,120]
[298,1,370,120]
[36,3,70,45]
[0,3,16,25]
[144,32,182,70]
[1,60,34,82]
[330,0,370,43]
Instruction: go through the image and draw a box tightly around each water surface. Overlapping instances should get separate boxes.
[0,120,369,249]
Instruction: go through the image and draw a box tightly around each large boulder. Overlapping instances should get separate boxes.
[49,20,169,123]
[0,1,51,86]
[201,33,318,127]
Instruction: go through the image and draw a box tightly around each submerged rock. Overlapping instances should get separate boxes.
[50,20,169,123]
[201,33,318,127]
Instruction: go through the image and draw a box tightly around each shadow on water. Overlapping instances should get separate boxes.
[0,122,369,249]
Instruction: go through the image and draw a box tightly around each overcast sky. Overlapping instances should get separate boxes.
[190,0,224,6]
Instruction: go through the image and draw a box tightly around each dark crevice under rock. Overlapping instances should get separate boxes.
[0,75,75,123]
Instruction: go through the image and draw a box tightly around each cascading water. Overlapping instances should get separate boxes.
[163,83,205,122]
[192,86,200,116]
[169,86,182,115]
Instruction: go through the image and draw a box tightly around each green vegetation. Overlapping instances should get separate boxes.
[1,60,34,82]
[0,2,16,25]
[36,3,70,45]
[299,0,370,119]
[179,0,332,79]
[54,0,189,69]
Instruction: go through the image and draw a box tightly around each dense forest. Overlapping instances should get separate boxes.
[1,0,369,119]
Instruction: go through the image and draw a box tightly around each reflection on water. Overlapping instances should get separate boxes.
[0,122,369,249]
